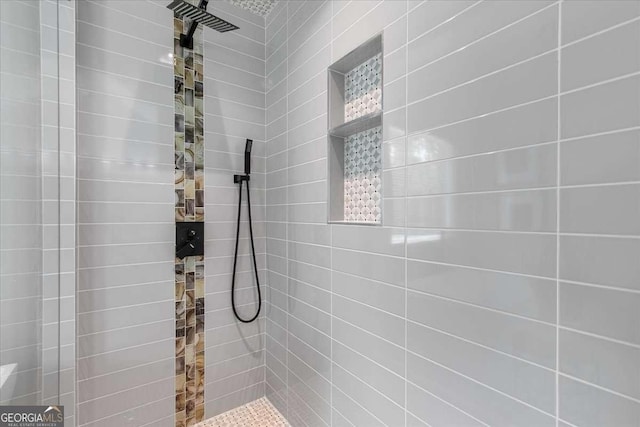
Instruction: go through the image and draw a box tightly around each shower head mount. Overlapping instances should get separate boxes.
[167,0,239,49]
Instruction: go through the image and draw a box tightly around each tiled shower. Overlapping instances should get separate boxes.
[0,1,639,427]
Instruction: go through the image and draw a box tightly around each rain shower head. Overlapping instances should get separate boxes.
[168,0,239,47]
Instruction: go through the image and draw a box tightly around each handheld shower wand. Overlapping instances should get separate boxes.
[231,139,261,323]
[244,139,252,175]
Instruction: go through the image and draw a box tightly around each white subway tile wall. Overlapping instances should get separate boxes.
[1,1,76,424]
[4,0,633,425]
[76,0,266,425]
[77,0,266,426]
[40,1,77,425]
[76,1,175,425]
[265,1,640,426]
[1,0,44,408]
[202,0,267,419]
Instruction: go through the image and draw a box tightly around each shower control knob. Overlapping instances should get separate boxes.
[175,222,204,259]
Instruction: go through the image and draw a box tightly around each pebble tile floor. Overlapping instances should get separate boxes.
[195,397,289,427]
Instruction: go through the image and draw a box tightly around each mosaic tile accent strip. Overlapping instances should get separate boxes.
[226,0,277,17]
[344,53,382,122]
[195,397,290,427]
[344,126,382,223]
[174,11,206,427]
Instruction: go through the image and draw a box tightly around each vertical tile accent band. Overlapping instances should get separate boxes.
[174,11,206,427]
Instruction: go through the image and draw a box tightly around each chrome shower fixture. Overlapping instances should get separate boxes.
[167,0,239,48]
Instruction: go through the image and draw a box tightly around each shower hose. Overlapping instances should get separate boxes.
[231,177,261,323]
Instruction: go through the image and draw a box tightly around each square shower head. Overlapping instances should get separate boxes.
[167,0,240,33]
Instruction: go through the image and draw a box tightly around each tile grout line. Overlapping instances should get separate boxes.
[555,2,563,425]
[329,2,334,424]
[408,349,557,420]
[284,4,290,421]
[404,1,410,425]
[406,380,489,427]
[331,381,389,426]
[286,5,332,62]
[406,46,560,109]
[263,2,268,401]
[558,372,640,405]
[406,1,558,78]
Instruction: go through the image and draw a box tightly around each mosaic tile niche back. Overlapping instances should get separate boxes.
[343,53,382,223]
[344,53,382,122]
[174,13,206,427]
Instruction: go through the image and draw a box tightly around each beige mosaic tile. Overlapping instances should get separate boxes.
[196,397,289,427]
[175,9,206,426]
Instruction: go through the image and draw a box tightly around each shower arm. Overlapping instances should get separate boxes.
[180,0,208,49]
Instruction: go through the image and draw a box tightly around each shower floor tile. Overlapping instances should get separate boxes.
[195,397,289,427]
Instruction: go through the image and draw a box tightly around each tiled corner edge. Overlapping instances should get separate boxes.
[40,0,77,424]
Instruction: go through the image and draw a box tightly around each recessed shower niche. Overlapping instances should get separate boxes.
[328,34,383,224]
